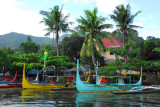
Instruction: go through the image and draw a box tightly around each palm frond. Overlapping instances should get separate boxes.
[128,11,142,23]
[95,36,103,56]
[80,42,87,57]
[129,25,143,29]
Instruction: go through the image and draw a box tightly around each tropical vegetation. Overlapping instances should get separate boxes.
[77,7,112,69]
[40,5,72,56]
[0,4,160,85]
[110,4,142,45]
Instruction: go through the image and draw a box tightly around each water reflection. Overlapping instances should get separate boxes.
[76,92,160,107]
[0,88,160,106]
[21,89,52,103]
[76,93,120,107]
[21,89,77,106]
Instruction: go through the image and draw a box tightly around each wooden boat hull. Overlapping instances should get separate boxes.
[76,60,121,93]
[22,64,75,89]
[76,60,142,93]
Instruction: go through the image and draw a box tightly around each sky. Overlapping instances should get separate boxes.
[0,0,160,40]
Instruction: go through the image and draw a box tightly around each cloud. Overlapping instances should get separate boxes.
[138,30,160,40]
[95,0,140,16]
[95,0,128,15]
[62,9,78,30]
[0,0,46,37]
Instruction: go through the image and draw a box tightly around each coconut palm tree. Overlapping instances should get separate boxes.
[77,7,112,69]
[110,4,142,45]
[40,5,72,56]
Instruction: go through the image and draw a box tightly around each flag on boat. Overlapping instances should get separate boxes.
[43,51,48,61]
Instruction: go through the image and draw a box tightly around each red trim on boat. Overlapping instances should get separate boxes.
[0,85,22,88]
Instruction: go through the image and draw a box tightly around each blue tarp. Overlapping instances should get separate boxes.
[27,69,42,74]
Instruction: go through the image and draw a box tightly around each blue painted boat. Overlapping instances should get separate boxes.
[76,59,142,93]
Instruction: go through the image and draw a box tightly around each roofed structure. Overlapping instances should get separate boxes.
[102,37,124,48]
[102,37,132,50]
[101,37,132,64]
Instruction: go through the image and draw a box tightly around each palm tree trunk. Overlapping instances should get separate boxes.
[56,30,59,56]
[123,31,126,45]
[52,32,55,50]
[91,45,96,70]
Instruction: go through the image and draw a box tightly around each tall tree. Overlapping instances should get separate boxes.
[59,33,84,62]
[27,36,32,42]
[40,5,72,56]
[19,38,40,54]
[110,4,142,45]
[77,7,112,69]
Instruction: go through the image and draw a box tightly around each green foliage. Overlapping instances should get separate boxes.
[12,53,43,70]
[110,4,142,44]
[77,7,112,68]
[46,56,76,70]
[27,36,32,42]
[80,46,105,69]
[19,40,40,54]
[44,43,52,51]
[40,5,72,56]
[137,40,160,60]
[0,47,76,74]
[59,34,84,62]
[0,48,12,72]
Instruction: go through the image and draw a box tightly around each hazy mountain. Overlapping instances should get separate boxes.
[58,34,70,42]
[0,32,144,49]
[0,32,53,49]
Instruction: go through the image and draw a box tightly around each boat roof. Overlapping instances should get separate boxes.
[68,65,89,72]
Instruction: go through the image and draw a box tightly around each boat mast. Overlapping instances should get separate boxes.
[42,51,48,83]
[96,60,98,85]
[42,59,45,83]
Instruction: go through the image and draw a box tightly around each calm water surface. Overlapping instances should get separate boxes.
[0,88,160,107]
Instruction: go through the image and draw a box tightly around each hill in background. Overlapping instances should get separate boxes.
[0,32,144,49]
[0,32,53,49]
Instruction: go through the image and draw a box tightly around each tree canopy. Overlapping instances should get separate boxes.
[40,5,72,56]
[110,4,142,45]
[77,7,112,68]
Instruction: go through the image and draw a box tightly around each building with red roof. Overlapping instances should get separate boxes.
[102,37,125,48]
[101,37,128,64]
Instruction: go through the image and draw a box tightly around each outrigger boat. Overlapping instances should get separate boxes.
[0,82,22,88]
[112,85,160,94]
[0,71,22,88]
[76,59,142,93]
[22,64,76,90]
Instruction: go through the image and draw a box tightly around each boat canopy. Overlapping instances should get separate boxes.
[27,69,42,75]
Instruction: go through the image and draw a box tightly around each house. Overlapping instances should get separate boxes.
[68,65,89,80]
[102,37,126,64]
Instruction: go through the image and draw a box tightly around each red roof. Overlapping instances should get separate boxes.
[102,37,132,50]
[102,37,124,48]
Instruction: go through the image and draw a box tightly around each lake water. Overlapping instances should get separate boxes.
[0,88,160,107]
